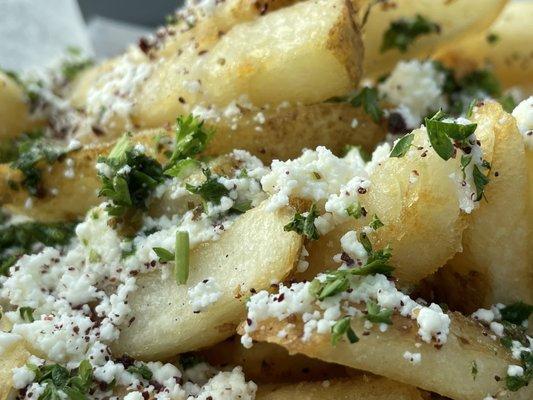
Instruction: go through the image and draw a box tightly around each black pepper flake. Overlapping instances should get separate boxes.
[357,187,367,194]
[246,318,252,326]
[178,97,186,104]
[277,293,285,302]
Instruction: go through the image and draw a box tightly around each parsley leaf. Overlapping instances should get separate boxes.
[381,14,440,53]
[350,87,383,123]
[369,214,384,230]
[10,134,66,197]
[165,115,213,170]
[471,360,478,380]
[472,163,490,201]
[153,247,174,263]
[97,134,164,217]
[506,351,533,392]
[390,133,414,158]
[346,202,366,219]
[486,33,500,44]
[28,360,93,400]
[331,316,359,345]
[284,204,320,240]
[185,168,229,205]
[500,302,533,325]
[19,307,35,322]
[365,300,393,324]
[127,364,153,380]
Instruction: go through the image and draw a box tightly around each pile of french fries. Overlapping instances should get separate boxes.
[0,1,532,400]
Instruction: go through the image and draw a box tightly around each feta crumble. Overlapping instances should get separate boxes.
[188,278,222,312]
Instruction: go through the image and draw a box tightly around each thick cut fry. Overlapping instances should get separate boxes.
[243,313,531,400]
[69,0,363,141]
[198,337,350,383]
[0,340,29,400]
[360,0,507,78]
[256,376,424,400]
[449,101,531,306]
[112,203,302,360]
[435,2,533,93]
[302,129,467,284]
[0,103,385,222]
[0,72,38,140]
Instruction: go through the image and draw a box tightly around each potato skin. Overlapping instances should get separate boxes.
[244,311,530,400]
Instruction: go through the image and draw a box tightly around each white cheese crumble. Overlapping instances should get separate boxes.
[12,365,37,389]
[403,351,421,364]
[507,365,524,377]
[378,60,446,125]
[188,278,222,312]
[242,272,450,348]
[512,96,533,148]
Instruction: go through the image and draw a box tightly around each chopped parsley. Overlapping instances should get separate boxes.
[19,307,35,322]
[331,316,359,346]
[165,115,213,172]
[486,32,500,44]
[365,300,393,325]
[0,219,77,277]
[9,133,66,197]
[309,234,394,301]
[153,231,190,284]
[500,302,533,325]
[472,163,490,201]
[97,134,164,217]
[127,364,153,380]
[284,204,320,240]
[346,202,366,219]
[27,360,93,400]
[185,168,229,205]
[506,351,533,392]
[471,360,478,380]
[381,14,440,53]
[390,133,414,158]
[350,87,383,123]
[369,214,384,230]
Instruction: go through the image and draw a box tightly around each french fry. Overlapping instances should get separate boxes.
[256,376,425,400]
[242,312,531,400]
[198,337,350,383]
[0,103,384,222]
[112,202,302,360]
[435,2,533,93]
[358,0,507,78]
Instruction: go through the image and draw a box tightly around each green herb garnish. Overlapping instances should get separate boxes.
[97,134,164,217]
[365,300,393,325]
[471,360,478,380]
[127,364,153,380]
[331,316,359,346]
[500,302,533,325]
[350,87,383,123]
[185,168,229,205]
[369,214,384,230]
[381,14,440,53]
[284,204,320,240]
[346,202,365,219]
[486,33,500,44]
[390,133,414,158]
[19,307,35,322]
[28,360,93,400]
[175,231,189,285]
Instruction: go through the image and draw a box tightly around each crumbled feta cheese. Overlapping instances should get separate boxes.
[12,365,36,389]
[507,365,524,377]
[416,304,450,344]
[403,351,421,364]
[379,60,446,124]
[188,278,222,312]
[512,96,533,148]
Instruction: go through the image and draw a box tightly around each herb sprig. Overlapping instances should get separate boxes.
[284,204,320,240]
[381,14,440,53]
